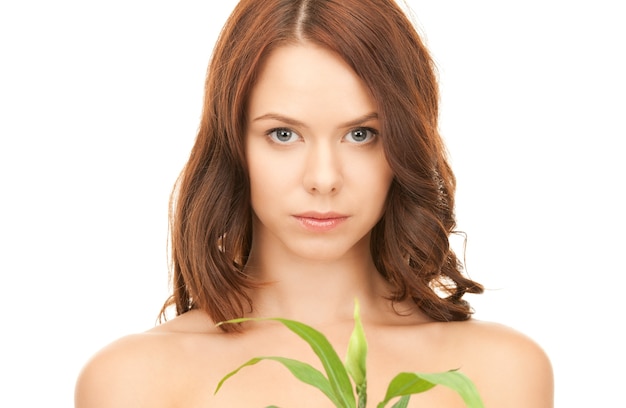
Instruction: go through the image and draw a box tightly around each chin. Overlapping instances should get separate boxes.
[289,240,367,263]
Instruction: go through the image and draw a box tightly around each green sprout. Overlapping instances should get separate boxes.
[215,300,484,408]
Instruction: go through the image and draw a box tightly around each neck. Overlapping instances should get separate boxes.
[243,239,394,327]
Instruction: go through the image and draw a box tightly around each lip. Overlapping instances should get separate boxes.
[293,212,349,232]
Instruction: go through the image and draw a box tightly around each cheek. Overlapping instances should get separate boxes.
[377,154,394,195]
[358,156,393,196]
[247,163,270,210]
[246,149,296,211]
[373,173,394,213]
[246,141,269,193]
[368,162,394,217]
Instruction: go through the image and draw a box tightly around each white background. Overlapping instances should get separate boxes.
[1,1,624,406]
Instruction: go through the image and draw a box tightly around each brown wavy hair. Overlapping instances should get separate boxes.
[160,0,483,331]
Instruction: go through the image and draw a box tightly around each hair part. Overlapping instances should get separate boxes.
[160,0,483,331]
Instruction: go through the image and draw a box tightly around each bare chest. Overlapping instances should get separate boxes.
[166,327,471,408]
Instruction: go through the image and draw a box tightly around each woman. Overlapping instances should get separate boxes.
[75,0,553,406]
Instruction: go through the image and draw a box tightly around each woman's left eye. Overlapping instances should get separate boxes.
[344,127,377,144]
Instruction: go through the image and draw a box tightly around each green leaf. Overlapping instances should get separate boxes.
[218,317,356,408]
[415,371,484,408]
[345,299,367,386]
[390,395,410,408]
[345,299,368,408]
[270,318,356,408]
[376,372,436,408]
[377,370,484,408]
[214,356,340,406]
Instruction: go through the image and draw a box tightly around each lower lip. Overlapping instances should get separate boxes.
[294,216,348,232]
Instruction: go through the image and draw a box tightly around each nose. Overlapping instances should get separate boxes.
[302,142,343,194]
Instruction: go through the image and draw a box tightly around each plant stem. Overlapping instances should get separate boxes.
[357,382,367,408]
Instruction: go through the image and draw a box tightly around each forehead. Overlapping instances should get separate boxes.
[247,43,376,122]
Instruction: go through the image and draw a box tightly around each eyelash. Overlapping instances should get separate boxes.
[266,127,379,145]
[344,127,378,144]
[266,127,300,144]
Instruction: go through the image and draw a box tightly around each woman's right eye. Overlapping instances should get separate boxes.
[267,128,301,144]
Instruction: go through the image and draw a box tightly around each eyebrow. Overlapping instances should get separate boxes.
[252,112,379,129]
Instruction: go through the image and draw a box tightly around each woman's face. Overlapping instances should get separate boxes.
[245,43,393,261]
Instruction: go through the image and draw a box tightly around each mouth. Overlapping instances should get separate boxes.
[295,211,348,219]
[293,212,349,232]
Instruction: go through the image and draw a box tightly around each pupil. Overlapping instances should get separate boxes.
[353,129,366,141]
[277,129,291,141]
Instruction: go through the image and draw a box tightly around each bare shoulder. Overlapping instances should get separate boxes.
[75,332,170,408]
[74,310,220,408]
[441,319,554,407]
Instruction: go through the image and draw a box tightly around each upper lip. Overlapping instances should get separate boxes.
[294,211,348,219]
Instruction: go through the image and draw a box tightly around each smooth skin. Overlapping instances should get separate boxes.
[75,43,553,407]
